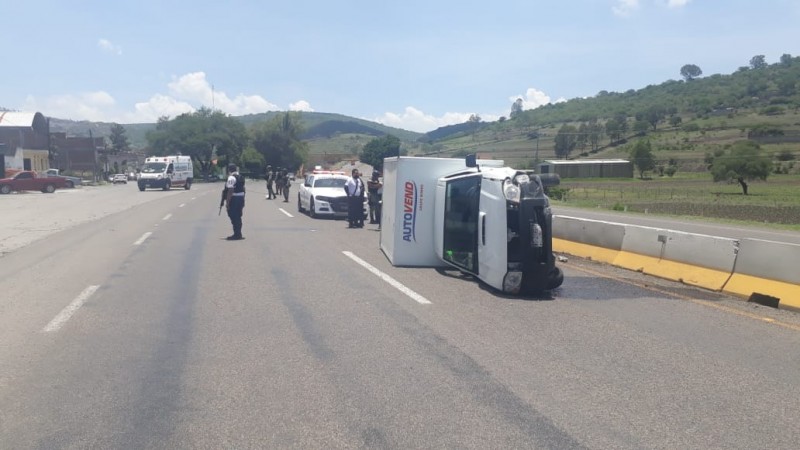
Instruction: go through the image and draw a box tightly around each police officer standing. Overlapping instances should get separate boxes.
[265,165,276,199]
[225,163,246,240]
[367,170,382,225]
[275,166,284,198]
[280,169,291,202]
[344,168,365,228]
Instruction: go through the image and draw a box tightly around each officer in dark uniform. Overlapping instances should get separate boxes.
[225,163,246,240]
[281,169,291,202]
[275,166,284,198]
[367,170,382,224]
[265,165,275,199]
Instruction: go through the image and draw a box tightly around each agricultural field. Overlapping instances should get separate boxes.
[551,173,800,229]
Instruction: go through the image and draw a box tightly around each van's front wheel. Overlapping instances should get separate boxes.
[163,180,171,191]
[184,179,192,190]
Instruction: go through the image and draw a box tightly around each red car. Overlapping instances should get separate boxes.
[0,171,68,194]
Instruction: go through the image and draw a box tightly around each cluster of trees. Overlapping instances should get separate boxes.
[145,108,308,176]
[143,108,403,178]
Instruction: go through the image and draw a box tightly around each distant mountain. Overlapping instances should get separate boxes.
[48,111,422,150]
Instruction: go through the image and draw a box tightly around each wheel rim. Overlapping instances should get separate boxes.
[46,185,55,193]
[1,185,10,194]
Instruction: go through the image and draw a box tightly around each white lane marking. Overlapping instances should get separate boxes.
[43,285,100,332]
[162,213,172,221]
[179,203,186,208]
[133,232,152,245]
[342,251,431,305]
[279,208,294,218]
[191,197,197,201]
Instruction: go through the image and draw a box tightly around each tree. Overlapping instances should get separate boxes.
[629,139,656,179]
[605,118,622,144]
[633,120,650,134]
[510,98,524,119]
[669,115,683,127]
[554,124,578,159]
[645,105,666,131]
[709,140,771,195]
[146,107,249,176]
[749,54,767,69]
[780,53,793,66]
[468,114,481,140]
[359,134,401,172]
[251,112,309,172]
[109,123,131,153]
[680,64,702,81]
[240,146,265,174]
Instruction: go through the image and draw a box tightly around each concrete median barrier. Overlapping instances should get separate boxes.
[552,216,624,264]
[723,239,800,312]
[614,226,738,291]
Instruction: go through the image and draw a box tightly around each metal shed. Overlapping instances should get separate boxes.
[537,159,633,178]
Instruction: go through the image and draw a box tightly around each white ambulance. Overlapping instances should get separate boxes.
[137,155,193,191]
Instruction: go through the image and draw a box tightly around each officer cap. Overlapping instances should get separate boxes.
[227,163,237,172]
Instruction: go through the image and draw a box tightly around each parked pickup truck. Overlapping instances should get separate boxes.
[45,169,82,188]
[0,171,68,194]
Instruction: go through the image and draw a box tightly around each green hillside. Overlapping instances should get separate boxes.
[45,54,800,174]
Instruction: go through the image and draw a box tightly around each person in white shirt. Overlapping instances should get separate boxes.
[344,168,365,228]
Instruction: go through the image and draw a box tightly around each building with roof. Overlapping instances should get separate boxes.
[537,159,633,178]
[0,111,50,177]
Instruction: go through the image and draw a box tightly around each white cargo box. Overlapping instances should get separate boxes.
[380,156,503,267]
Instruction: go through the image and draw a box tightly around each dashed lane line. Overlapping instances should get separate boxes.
[343,251,431,305]
[42,285,100,333]
[133,232,152,246]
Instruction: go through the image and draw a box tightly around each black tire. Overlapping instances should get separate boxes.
[184,179,192,190]
[44,184,56,194]
[309,198,316,218]
[547,266,564,290]
[65,180,74,189]
[162,180,171,191]
[138,184,145,191]
[0,185,11,194]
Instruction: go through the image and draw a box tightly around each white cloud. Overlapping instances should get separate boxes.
[23,91,116,121]
[97,38,122,55]
[289,100,314,112]
[613,0,640,17]
[509,88,565,111]
[164,72,279,117]
[666,0,691,7]
[373,107,481,133]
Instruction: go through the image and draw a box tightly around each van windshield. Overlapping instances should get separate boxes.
[141,163,166,173]
[442,175,480,274]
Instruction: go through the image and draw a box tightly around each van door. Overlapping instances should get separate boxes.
[440,173,481,275]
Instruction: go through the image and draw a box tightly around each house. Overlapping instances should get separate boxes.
[0,111,50,177]
[537,159,633,178]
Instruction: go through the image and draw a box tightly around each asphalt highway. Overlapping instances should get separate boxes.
[1,182,799,448]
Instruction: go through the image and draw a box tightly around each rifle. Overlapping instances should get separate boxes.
[219,187,227,215]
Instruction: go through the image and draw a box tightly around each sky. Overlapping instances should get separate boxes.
[2,0,799,133]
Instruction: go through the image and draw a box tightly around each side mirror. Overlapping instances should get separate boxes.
[538,173,560,188]
[465,154,477,168]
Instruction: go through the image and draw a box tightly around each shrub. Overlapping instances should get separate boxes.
[776,150,796,161]
[761,105,785,116]
[683,123,701,132]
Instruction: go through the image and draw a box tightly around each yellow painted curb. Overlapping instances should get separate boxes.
[724,274,800,313]
[612,251,732,291]
[553,238,619,265]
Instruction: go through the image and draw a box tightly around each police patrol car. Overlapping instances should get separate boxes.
[297,170,368,219]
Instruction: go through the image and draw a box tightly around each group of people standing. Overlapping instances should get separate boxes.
[264,165,291,202]
[222,163,382,240]
[344,168,382,229]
